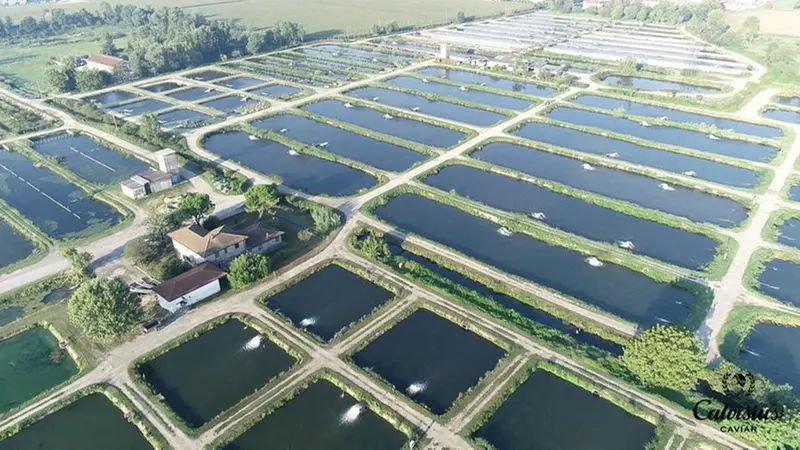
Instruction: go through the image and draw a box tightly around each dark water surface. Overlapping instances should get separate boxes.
[740,323,800,395]
[756,258,800,308]
[416,67,557,97]
[0,217,34,271]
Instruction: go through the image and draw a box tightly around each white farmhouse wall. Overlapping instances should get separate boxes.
[173,241,206,266]
[157,279,221,313]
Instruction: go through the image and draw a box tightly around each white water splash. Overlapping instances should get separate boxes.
[341,404,364,424]
[682,170,697,177]
[582,163,595,171]
[406,381,427,395]
[497,227,513,237]
[658,183,675,191]
[605,152,619,158]
[585,257,604,268]
[299,317,317,327]
[617,240,635,250]
[242,335,264,351]
[383,114,394,119]
[743,348,762,357]
[530,212,546,221]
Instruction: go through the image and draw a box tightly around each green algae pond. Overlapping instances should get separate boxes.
[352,308,506,415]
[0,327,78,414]
[264,264,395,343]
[0,392,154,450]
[472,369,655,450]
[135,318,297,429]
[219,379,408,450]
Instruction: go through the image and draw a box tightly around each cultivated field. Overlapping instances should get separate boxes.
[728,9,800,37]
[0,0,527,36]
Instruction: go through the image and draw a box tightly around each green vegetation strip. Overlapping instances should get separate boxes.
[0,384,169,449]
[257,258,407,345]
[129,313,307,437]
[362,184,714,330]
[343,300,518,421]
[464,359,673,450]
[592,71,730,94]
[208,368,421,449]
[598,81,765,114]
[348,226,628,370]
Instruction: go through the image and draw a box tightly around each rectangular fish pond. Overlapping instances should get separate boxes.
[166,86,225,102]
[347,86,508,127]
[512,121,763,189]
[302,100,468,148]
[416,67,558,98]
[546,106,778,163]
[773,96,800,108]
[761,107,800,125]
[201,95,265,115]
[156,108,213,133]
[471,142,748,228]
[134,317,298,429]
[247,83,302,99]
[108,99,174,117]
[203,131,376,196]
[386,76,535,111]
[0,216,35,272]
[351,307,506,415]
[83,90,140,107]
[137,80,185,93]
[387,243,623,356]
[263,263,395,343]
[371,193,701,327]
[0,327,78,414]
[213,75,266,90]
[184,69,232,81]
[252,114,428,172]
[739,323,800,395]
[791,183,800,203]
[31,133,149,184]
[774,217,800,250]
[216,378,409,450]
[471,369,655,450]
[423,164,720,271]
[0,392,154,450]
[754,258,800,308]
[600,75,720,94]
[0,151,122,239]
[571,94,782,140]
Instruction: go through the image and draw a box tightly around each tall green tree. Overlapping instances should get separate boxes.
[75,69,107,91]
[245,184,281,218]
[68,278,142,341]
[99,31,117,55]
[138,112,163,141]
[310,205,341,234]
[228,253,270,288]
[177,193,214,226]
[621,325,706,391]
[62,247,93,280]
[44,58,76,93]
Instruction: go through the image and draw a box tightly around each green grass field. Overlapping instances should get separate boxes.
[1,0,526,36]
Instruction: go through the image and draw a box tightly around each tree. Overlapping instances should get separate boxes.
[741,16,760,43]
[621,325,706,391]
[246,31,266,55]
[138,112,163,141]
[245,184,281,218]
[228,253,270,288]
[68,278,142,341]
[99,31,116,55]
[62,247,93,280]
[456,11,466,23]
[75,69,107,91]
[44,58,76,93]
[360,231,391,262]
[618,56,639,75]
[177,193,214,226]
[310,205,341,234]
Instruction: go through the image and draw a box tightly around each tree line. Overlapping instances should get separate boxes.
[33,3,304,92]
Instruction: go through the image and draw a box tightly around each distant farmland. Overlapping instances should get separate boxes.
[0,0,529,36]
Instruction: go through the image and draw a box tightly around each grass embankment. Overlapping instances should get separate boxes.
[0,96,60,136]
[511,113,774,193]
[0,383,169,449]
[257,258,407,345]
[464,360,673,450]
[129,313,307,437]
[399,67,564,101]
[343,299,518,422]
[598,80,766,114]
[208,368,421,449]
[348,226,628,365]
[362,185,716,331]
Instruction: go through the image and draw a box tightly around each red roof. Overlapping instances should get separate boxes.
[152,263,226,302]
[87,54,124,68]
